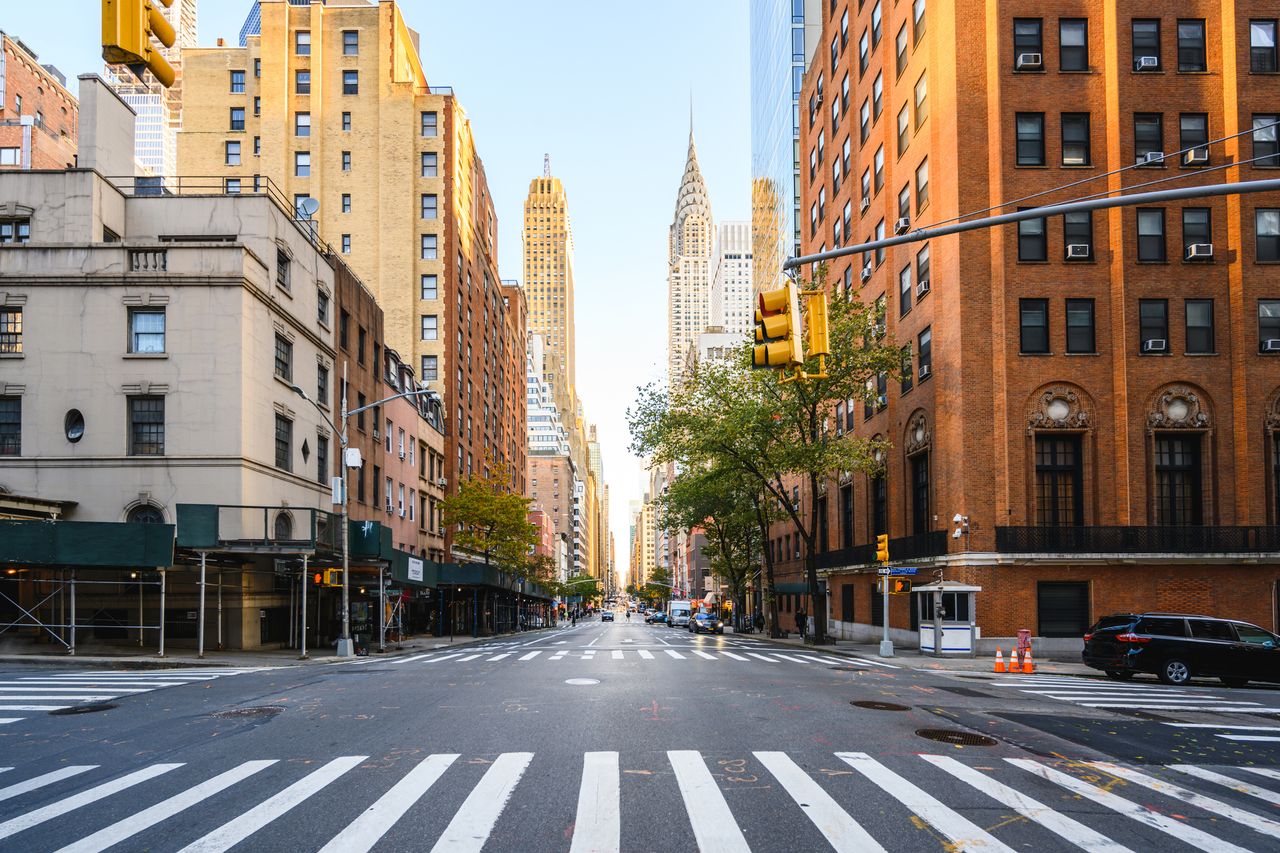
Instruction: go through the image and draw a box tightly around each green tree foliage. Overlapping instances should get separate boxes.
[639,565,673,608]
[629,267,901,642]
[440,457,542,580]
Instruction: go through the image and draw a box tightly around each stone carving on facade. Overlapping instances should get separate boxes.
[1026,386,1091,434]
[1266,390,1280,433]
[905,412,931,455]
[1147,385,1210,431]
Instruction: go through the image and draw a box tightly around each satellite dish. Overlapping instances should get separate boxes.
[297,197,320,219]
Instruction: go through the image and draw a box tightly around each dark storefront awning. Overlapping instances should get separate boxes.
[435,561,554,601]
[0,520,174,569]
[773,581,812,595]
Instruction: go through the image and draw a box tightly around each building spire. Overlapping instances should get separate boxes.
[543,152,551,178]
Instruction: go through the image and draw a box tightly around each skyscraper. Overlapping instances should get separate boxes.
[522,165,576,407]
[668,127,714,387]
[710,220,754,340]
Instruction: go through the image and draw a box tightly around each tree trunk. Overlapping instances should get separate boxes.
[753,496,781,639]
[806,471,826,644]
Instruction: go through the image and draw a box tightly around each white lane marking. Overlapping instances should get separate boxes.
[746,653,779,663]
[1034,695,1261,704]
[844,656,899,669]
[1162,723,1280,730]
[837,752,1014,853]
[0,763,182,842]
[664,650,686,660]
[772,654,816,664]
[1168,765,1280,806]
[318,754,458,853]
[611,650,624,660]
[389,654,433,665]
[1076,704,1280,712]
[4,680,188,688]
[0,720,17,725]
[719,651,750,661]
[455,654,483,662]
[920,755,1132,853]
[422,654,463,665]
[587,635,601,647]
[1219,735,1280,742]
[0,686,153,693]
[550,652,568,660]
[177,756,366,853]
[692,651,717,660]
[486,654,511,662]
[430,752,533,853]
[637,650,655,660]
[554,641,568,645]
[668,751,750,853]
[1242,767,1280,782]
[754,752,884,853]
[55,761,277,853]
[0,705,71,711]
[1007,759,1249,853]
[0,766,98,803]
[518,651,542,661]
[0,695,121,701]
[1087,761,1280,838]
[569,752,620,853]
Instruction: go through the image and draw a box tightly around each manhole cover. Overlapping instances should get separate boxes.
[850,700,911,711]
[565,678,599,686]
[915,728,998,746]
[210,706,284,719]
[49,703,117,716]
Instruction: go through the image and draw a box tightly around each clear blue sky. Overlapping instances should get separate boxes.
[3,1,752,575]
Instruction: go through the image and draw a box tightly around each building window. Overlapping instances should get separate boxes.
[1061,113,1090,166]
[1038,582,1089,637]
[1139,299,1169,352]
[896,104,910,156]
[1255,115,1280,166]
[225,178,241,194]
[900,344,913,392]
[1035,435,1083,526]
[316,363,330,406]
[230,70,245,93]
[225,141,241,166]
[1063,211,1093,259]
[0,147,19,166]
[342,151,351,171]
[1137,208,1166,261]
[421,111,438,137]
[1016,112,1045,165]
[421,234,437,260]
[339,310,350,350]
[1181,207,1211,257]
[1258,209,1280,261]
[277,249,291,290]
[0,307,21,354]
[918,327,932,378]
[341,193,351,214]
[129,396,165,456]
[1252,20,1278,73]
[872,73,884,120]
[1019,299,1049,353]
[421,194,438,219]
[422,355,438,381]
[1013,18,1042,67]
[1180,114,1209,165]
[274,334,294,382]
[1134,113,1164,162]
[295,151,310,177]
[342,71,359,95]
[859,99,871,144]
[343,29,359,56]
[317,289,330,325]
[1260,300,1280,351]
[253,96,260,117]
[421,274,438,300]
[896,24,908,76]
[915,158,929,208]
[1065,299,1095,353]
[129,308,165,353]
[1132,19,1161,69]
[275,413,293,471]
[916,243,931,286]
[1177,19,1207,72]
[1185,299,1214,354]
[1018,212,1048,261]
[912,0,926,44]
[1059,19,1088,70]
[229,107,245,131]
[342,112,352,131]
[295,113,310,136]
[1154,434,1203,525]
[253,137,261,156]
[295,30,311,55]
[316,434,329,483]
[341,234,350,254]
[871,474,888,538]
[421,152,437,177]
[898,265,912,317]
[421,315,438,341]
[0,218,29,243]
[910,452,930,534]
[295,70,310,94]
[0,397,18,456]
[913,74,928,128]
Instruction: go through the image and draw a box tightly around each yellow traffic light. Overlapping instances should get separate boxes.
[875,534,889,564]
[103,0,177,88]
[804,290,830,358]
[323,569,345,587]
[752,282,805,369]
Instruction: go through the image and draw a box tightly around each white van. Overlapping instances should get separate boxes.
[668,600,692,628]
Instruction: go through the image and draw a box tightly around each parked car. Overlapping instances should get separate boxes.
[668,601,693,628]
[601,611,614,622]
[689,611,724,635]
[1082,612,1280,686]
[646,611,667,624]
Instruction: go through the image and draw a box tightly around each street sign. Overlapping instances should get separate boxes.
[877,567,891,575]
[889,567,918,575]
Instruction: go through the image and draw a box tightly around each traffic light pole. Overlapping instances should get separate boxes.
[879,571,893,658]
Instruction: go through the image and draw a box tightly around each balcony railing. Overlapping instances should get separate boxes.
[995,525,1280,554]
[816,530,949,569]
[817,543,875,569]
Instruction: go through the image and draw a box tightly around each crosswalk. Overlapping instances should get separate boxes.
[0,749,1277,851]
[987,674,1280,714]
[1162,722,1280,744]
[0,669,268,726]
[384,646,899,670]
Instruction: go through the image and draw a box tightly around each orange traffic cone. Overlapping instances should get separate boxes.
[1021,646,1035,674]
[993,648,1006,673]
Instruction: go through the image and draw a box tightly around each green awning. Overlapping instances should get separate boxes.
[389,549,437,588]
[0,520,175,569]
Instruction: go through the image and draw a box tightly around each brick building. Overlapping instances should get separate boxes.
[0,31,77,174]
[781,0,1280,652]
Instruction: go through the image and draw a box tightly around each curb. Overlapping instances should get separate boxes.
[745,634,1094,676]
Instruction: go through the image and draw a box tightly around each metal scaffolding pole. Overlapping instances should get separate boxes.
[158,569,166,657]
[68,570,76,656]
[299,555,309,660]
[197,552,207,659]
[217,570,224,651]
[378,565,385,653]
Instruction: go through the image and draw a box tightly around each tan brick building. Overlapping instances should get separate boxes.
[177,0,527,548]
[0,31,77,174]
[781,0,1280,651]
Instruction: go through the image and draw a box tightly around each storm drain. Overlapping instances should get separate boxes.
[210,706,284,719]
[830,666,870,672]
[49,703,117,716]
[850,700,911,712]
[933,685,996,698]
[915,728,998,746]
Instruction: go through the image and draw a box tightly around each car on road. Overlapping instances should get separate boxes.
[689,611,724,635]
[601,611,614,622]
[645,611,667,624]
[1082,612,1280,686]
[668,601,693,628]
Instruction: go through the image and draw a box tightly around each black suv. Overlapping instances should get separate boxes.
[1082,612,1280,687]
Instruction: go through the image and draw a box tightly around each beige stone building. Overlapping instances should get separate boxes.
[523,169,577,407]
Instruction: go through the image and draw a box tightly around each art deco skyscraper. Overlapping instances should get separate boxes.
[522,165,577,405]
[668,128,714,387]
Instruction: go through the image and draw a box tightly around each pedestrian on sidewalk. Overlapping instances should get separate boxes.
[795,607,807,641]
[753,610,765,634]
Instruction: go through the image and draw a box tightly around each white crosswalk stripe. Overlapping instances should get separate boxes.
[989,674,1276,713]
[390,646,885,671]
[1,750,1276,851]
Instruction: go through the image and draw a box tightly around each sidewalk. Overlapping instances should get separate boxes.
[0,626,560,670]
[750,633,1095,676]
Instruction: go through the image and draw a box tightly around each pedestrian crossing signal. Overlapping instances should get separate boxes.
[875,534,890,564]
[320,569,344,587]
[313,572,323,585]
[876,578,912,595]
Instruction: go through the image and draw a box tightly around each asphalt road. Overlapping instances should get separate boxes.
[1,615,1279,852]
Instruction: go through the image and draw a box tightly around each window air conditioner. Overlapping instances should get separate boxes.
[894,217,911,235]
[385,498,393,512]
[1138,151,1165,166]
[919,364,932,378]
[916,279,931,297]
[1066,244,1090,259]
[398,507,406,517]
[1186,243,1213,260]
[1263,339,1280,352]
[1135,56,1159,70]
[1015,53,1043,71]
[436,477,447,488]
[860,267,872,283]
[398,449,406,460]
[1142,338,1168,353]
[860,197,870,213]
[1183,147,1209,165]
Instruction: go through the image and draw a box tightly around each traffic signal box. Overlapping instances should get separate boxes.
[752,282,804,368]
[876,578,913,595]
[102,0,177,88]
[875,534,890,564]
[315,569,344,587]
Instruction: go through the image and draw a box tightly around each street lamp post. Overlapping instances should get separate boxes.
[291,365,440,658]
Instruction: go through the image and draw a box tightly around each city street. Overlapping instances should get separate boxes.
[1,616,1278,852]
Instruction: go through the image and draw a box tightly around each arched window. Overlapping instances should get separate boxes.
[1026,386,1094,527]
[126,504,164,524]
[274,512,294,541]
[1147,385,1212,527]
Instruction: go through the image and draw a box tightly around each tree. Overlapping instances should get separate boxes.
[440,456,541,579]
[630,267,901,643]
[640,565,672,608]
[563,573,602,607]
